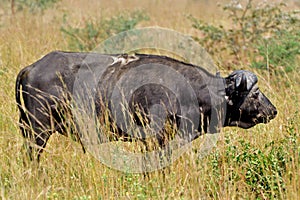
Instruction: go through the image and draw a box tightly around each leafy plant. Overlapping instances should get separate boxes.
[15,0,60,12]
[61,11,149,51]
[189,0,300,72]
[252,30,300,72]
[206,134,299,199]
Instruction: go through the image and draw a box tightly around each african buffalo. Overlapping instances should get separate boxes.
[16,51,277,160]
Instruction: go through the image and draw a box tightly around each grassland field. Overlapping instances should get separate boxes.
[0,0,299,199]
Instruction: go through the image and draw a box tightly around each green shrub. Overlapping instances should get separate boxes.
[206,132,299,199]
[15,0,60,12]
[252,31,300,72]
[189,0,300,72]
[61,11,149,51]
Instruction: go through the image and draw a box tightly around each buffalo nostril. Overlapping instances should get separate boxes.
[273,109,277,116]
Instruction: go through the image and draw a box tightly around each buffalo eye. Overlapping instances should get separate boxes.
[252,88,260,99]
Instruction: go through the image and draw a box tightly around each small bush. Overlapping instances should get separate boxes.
[61,11,149,51]
[252,31,300,72]
[15,0,60,12]
[189,0,300,72]
[206,134,299,199]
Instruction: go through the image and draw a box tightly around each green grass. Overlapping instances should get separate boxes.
[0,0,299,199]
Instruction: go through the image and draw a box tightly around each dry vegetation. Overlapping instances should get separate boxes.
[0,0,299,199]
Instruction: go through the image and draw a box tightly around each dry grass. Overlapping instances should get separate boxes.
[0,0,299,199]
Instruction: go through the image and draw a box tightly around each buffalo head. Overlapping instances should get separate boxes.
[224,70,277,129]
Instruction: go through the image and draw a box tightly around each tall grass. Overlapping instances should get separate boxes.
[0,0,299,199]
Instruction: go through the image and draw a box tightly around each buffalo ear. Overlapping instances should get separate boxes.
[235,73,247,91]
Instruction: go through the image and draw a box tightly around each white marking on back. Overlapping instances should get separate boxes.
[110,54,139,66]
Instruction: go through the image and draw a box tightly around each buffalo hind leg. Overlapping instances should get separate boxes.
[20,118,52,162]
[34,130,52,161]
